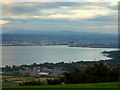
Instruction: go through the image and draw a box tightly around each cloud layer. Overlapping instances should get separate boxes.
[1,2,118,34]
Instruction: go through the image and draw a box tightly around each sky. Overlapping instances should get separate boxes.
[1,2,118,34]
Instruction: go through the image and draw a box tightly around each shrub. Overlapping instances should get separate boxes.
[19,79,44,86]
[47,78,63,85]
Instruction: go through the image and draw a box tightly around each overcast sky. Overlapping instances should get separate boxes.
[1,2,118,34]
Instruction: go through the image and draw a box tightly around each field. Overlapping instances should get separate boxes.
[2,82,19,87]
[2,76,54,84]
[2,76,54,88]
[2,82,120,90]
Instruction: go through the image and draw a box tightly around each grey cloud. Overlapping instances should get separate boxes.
[2,2,117,18]
[2,2,118,35]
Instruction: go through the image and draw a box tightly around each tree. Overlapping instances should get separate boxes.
[62,63,120,84]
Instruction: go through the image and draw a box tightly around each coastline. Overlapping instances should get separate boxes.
[1,45,118,49]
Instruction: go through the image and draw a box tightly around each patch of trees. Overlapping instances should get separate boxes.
[47,63,120,85]
[47,79,62,85]
[19,80,45,86]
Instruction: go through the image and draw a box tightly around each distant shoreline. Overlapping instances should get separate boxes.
[1,45,118,49]
[69,45,118,49]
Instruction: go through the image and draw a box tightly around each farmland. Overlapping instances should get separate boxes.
[2,76,54,87]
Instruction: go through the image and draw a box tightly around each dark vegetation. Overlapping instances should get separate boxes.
[19,80,44,86]
[47,63,120,85]
[47,79,63,85]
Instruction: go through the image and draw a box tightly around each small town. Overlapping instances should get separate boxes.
[2,65,65,77]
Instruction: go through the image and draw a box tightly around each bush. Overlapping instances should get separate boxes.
[47,78,63,85]
[19,79,44,86]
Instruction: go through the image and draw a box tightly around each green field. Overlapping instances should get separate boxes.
[2,82,19,87]
[2,82,120,89]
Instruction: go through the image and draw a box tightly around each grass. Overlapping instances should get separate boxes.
[2,82,19,87]
[2,82,120,89]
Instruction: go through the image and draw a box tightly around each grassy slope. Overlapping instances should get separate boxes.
[3,82,120,88]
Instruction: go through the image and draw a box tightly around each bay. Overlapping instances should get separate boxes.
[2,46,117,66]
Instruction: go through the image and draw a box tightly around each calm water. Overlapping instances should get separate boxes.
[2,46,117,66]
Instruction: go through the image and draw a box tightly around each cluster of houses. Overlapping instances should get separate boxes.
[19,67,64,77]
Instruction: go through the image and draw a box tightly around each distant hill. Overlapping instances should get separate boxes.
[2,30,118,42]
[3,30,117,37]
[5,30,81,35]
